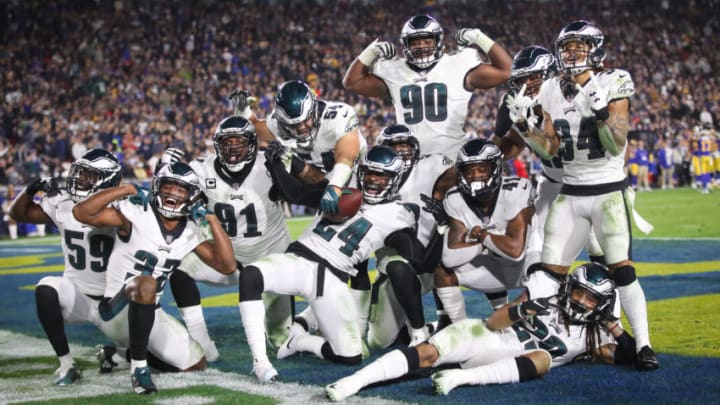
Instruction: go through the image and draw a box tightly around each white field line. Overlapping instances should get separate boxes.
[0,329,404,405]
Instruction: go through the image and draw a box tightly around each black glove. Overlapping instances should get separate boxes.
[509,296,557,322]
[264,141,287,162]
[26,177,62,196]
[420,193,449,226]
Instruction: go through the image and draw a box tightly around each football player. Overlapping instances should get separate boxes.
[343,14,511,158]
[235,80,366,215]
[73,162,236,394]
[9,149,122,386]
[435,139,541,323]
[493,45,608,266]
[366,124,454,348]
[691,122,716,194]
[163,116,294,358]
[325,263,640,400]
[506,20,658,370]
[238,146,424,383]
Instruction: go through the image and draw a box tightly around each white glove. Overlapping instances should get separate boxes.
[228,89,257,119]
[357,38,396,66]
[455,28,495,53]
[575,72,609,120]
[161,147,185,165]
[506,84,539,131]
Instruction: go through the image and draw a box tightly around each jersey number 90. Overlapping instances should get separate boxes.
[400,83,448,124]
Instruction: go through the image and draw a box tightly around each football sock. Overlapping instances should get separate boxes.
[288,329,325,358]
[128,301,155,362]
[179,305,214,351]
[130,359,148,373]
[352,348,412,388]
[435,286,466,322]
[462,357,523,385]
[432,289,451,330]
[35,286,70,357]
[58,353,75,371]
[386,261,425,329]
[618,280,651,351]
[239,300,268,363]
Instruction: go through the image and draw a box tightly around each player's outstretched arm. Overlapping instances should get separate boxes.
[8,178,54,224]
[458,28,511,90]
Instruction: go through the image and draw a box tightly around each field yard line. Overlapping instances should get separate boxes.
[0,329,404,405]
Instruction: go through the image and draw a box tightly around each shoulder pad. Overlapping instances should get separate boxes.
[401,202,420,221]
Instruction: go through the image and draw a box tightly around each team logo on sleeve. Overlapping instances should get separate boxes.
[206,178,217,189]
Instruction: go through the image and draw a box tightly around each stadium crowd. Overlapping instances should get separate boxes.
[1,0,719,237]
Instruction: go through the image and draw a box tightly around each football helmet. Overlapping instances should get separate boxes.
[66,149,122,202]
[357,145,404,204]
[375,124,420,173]
[509,46,557,95]
[213,116,257,172]
[273,80,320,150]
[151,162,203,219]
[555,20,605,76]
[456,139,503,202]
[559,262,616,324]
[400,15,444,70]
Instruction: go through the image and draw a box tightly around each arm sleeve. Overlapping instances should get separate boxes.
[384,228,428,270]
[264,158,327,208]
[494,93,513,138]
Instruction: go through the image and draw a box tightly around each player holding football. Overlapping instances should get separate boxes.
[505,20,658,370]
[238,146,426,383]
[73,162,236,394]
[325,263,642,400]
[343,14,511,158]
[9,149,122,386]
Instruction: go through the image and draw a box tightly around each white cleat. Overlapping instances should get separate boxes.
[325,376,362,402]
[252,360,279,383]
[276,323,305,360]
[431,369,466,395]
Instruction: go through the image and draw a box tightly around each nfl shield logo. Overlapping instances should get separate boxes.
[206,178,216,189]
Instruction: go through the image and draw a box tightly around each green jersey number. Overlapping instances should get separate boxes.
[313,217,372,257]
[400,83,448,124]
[64,230,115,273]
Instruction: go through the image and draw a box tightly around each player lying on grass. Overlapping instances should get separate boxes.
[326,262,641,400]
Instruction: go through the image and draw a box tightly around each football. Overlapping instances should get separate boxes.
[337,187,363,218]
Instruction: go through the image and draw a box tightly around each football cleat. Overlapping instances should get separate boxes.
[131,366,157,395]
[95,345,119,373]
[54,365,81,386]
[636,346,660,371]
[325,376,363,402]
[431,369,467,395]
[276,324,305,360]
[252,359,279,383]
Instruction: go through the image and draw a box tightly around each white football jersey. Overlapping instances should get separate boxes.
[373,48,482,157]
[267,100,367,173]
[40,191,116,297]
[297,201,417,275]
[537,69,635,186]
[190,153,289,263]
[511,305,612,367]
[444,176,535,238]
[104,197,203,301]
[397,154,454,246]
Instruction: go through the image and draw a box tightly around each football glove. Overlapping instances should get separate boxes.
[161,147,185,165]
[320,185,341,215]
[26,177,63,196]
[575,72,609,121]
[128,184,148,205]
[509,296,557,322]
[420,193,449,227]
[228,89,257,119]
[506,84,539,133]
[357,38,396,65]
[190,201,213,224]
[454,28,495,53]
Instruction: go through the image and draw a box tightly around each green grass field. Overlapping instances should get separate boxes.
[1,185,718,404]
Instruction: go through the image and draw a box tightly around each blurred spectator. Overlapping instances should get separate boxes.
[656,138,675,189]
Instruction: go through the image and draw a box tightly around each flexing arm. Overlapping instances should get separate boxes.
[343,59,388,97]
[8,184,52,224]
[465,44,512,90]
[248,116,278,149]
[192,215,236,275]
[72,183,134,234]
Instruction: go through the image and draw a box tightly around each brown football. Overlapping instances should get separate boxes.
[337,187,363,218]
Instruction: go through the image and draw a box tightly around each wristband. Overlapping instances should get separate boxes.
[327,162,353,188]
[474,32,495,54]
[358,41,380,66]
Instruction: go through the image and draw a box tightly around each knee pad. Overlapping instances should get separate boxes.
[320,342,362,365]
[35,284,60,308]
[386,261,417,289]
[239,265,264,301]
[611,265,636,287]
